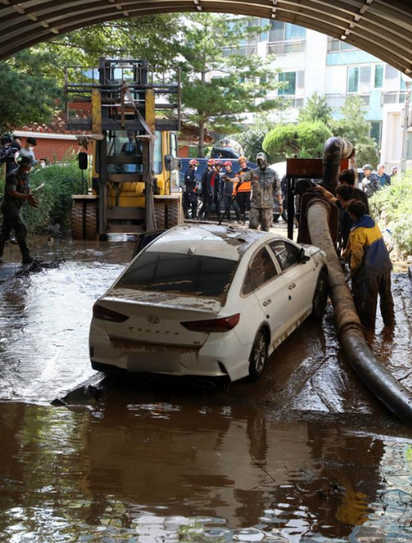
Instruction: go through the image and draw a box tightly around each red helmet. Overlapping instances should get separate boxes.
[207,158,215,166]
[238,156,247,163]
[189,159,200,167]
[223,161,232,167]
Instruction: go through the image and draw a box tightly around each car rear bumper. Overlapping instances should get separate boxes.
[89,319,251,382]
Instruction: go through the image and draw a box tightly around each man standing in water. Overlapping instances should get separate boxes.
[346,200,394,329]
[0,156,39,265]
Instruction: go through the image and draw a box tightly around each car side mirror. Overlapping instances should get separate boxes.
[164,154,181,172]
[299,248,310,263]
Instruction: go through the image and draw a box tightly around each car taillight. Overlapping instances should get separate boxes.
[93,303,129,323]
[181,314,240,333]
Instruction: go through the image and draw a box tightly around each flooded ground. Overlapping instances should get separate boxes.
[1,235,412,542]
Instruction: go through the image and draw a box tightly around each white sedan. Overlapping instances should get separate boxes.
[89,225,328,383]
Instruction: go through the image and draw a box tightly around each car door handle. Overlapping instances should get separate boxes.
[288,283,296,290]
[263,299,272,307]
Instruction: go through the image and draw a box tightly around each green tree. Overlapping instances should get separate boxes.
[179,14,281,157]
[332,95,371,143]
[0,50,61,133]
[262,120,332,161]
[297,92,333,125]
[43,15,181,71]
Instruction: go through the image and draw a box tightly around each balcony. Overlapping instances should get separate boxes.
[381,91,406,105]
[277,95,305,108]
[326,93,370,109]
[222,44,258,57]
[327,38,357,53]
[267,40,306,55]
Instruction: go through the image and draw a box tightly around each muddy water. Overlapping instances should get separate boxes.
[1,238,412,542]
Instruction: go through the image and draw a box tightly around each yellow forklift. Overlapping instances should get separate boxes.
[65,58,182,239]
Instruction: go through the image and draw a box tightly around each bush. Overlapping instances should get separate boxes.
[369,170,412,257]
[0,157,84,235]
[263,121,332,160]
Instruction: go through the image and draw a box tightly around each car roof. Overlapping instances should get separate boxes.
[145,225,275,261]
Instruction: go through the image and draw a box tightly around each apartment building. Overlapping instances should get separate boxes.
[227,20,410,170]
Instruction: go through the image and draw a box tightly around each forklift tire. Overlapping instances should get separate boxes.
[71,202,84,240]
[85,202,98,241]
[154,200,166,230]
[166,199,181,228]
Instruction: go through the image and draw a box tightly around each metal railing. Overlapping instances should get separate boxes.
[381,91,406,105]
[267,40,306,55]
[222,44,258,57]
[277,95,305,108]
[327,38,357,53]
[326,93,370,109]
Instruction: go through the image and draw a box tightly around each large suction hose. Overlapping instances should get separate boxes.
[322,137,354,193]
[307,199,412,424]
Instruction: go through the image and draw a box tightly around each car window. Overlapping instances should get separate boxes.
[269,240,301,271]
[242,247,278,295]
[116,252,238,297]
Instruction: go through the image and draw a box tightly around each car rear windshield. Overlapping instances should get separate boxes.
[116,251,238,297]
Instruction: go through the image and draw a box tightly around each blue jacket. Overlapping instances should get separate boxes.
[348,215,392,278]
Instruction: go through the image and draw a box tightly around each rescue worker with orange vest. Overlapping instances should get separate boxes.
[235,156,251,223]
[221,161,241,222]
[183,159,199,219]
[207,161,223,222]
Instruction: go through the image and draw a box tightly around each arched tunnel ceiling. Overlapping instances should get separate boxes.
[1,0,412,74]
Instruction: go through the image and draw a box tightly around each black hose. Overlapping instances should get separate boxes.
[307,200,412,424]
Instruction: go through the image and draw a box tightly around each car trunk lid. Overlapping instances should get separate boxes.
[97,289,223,348]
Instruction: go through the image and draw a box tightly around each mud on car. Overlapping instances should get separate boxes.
[90,225,328,383]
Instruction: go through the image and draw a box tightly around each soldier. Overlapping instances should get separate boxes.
[233,152,282,231]
[0,156,39,265]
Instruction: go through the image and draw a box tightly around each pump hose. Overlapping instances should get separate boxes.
[307,198,412,424]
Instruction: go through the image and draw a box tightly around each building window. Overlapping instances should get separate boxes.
[370,122,382,145]
[347,64,381,93]
[374,64,384,88]
[348,66,359,93]
[269,21,306,42]
[278,71,305,99]
[279,72,296,95]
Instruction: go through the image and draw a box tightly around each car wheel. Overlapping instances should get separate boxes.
[249,328,269,381]
[311,269,329,318]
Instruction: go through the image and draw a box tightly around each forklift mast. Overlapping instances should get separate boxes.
[64,58,182,239]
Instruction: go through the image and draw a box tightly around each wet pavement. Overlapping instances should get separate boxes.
[1,236,412,542]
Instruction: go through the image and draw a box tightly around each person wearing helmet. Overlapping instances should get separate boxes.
[200,159,215,220]
[236,156,251,222]
[211,161,224,222]
[182,159,200,219]
[221,161,241,223]
[0,155,39,265]
[232,152,282,231]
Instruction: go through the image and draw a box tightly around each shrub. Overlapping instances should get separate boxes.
[369,170,412,257]
[263,121,332,160]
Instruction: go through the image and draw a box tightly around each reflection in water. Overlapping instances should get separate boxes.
[1,402,412,542]
[1,239,412,541]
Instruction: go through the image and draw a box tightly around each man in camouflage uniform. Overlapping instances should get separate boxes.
[234,152,282,231]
